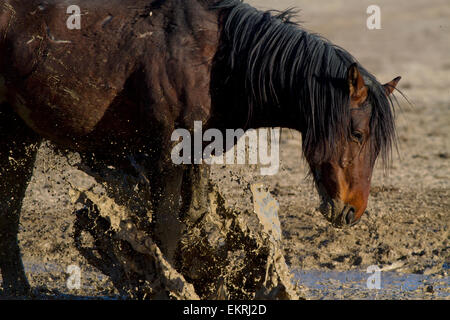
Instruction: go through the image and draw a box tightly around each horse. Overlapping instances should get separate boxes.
[0,0,400,296]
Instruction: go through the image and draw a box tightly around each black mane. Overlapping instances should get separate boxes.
[212,0,396,165]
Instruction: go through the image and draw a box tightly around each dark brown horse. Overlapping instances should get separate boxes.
[0,0,400,296]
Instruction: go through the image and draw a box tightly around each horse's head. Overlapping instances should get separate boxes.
[309,64,400,228]
[215,2,401,227]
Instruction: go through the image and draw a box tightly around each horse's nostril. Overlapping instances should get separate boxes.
[345,207,355,225]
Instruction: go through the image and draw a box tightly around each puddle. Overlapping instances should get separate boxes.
[2,262,449,299]
[293,269,449,299]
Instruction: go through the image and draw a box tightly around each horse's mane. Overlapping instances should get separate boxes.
[212,0,397,165]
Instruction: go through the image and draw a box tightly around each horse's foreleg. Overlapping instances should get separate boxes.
[152,164,186,264]
[180,165,211,226]
[152,163,211,265]
[0,106,41,296]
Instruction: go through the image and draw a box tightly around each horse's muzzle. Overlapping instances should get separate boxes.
[318,198,361,228]
[341,205,361,227]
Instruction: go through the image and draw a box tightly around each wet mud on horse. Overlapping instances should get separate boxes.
[0,0,400,297]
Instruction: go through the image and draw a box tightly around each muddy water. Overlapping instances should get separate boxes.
[3,263,448,300]
[294,268,450,300]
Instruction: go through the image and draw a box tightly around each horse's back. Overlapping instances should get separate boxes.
[0,0,219,153]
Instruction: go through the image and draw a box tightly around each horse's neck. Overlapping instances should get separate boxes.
[211,2,310,132]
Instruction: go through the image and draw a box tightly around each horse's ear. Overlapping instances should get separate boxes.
[347,63,367,100]
[383,76,401,96]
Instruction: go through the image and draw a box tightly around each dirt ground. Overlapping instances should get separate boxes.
[2,0,449,299]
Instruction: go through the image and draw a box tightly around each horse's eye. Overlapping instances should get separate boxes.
[352,131,364,143]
